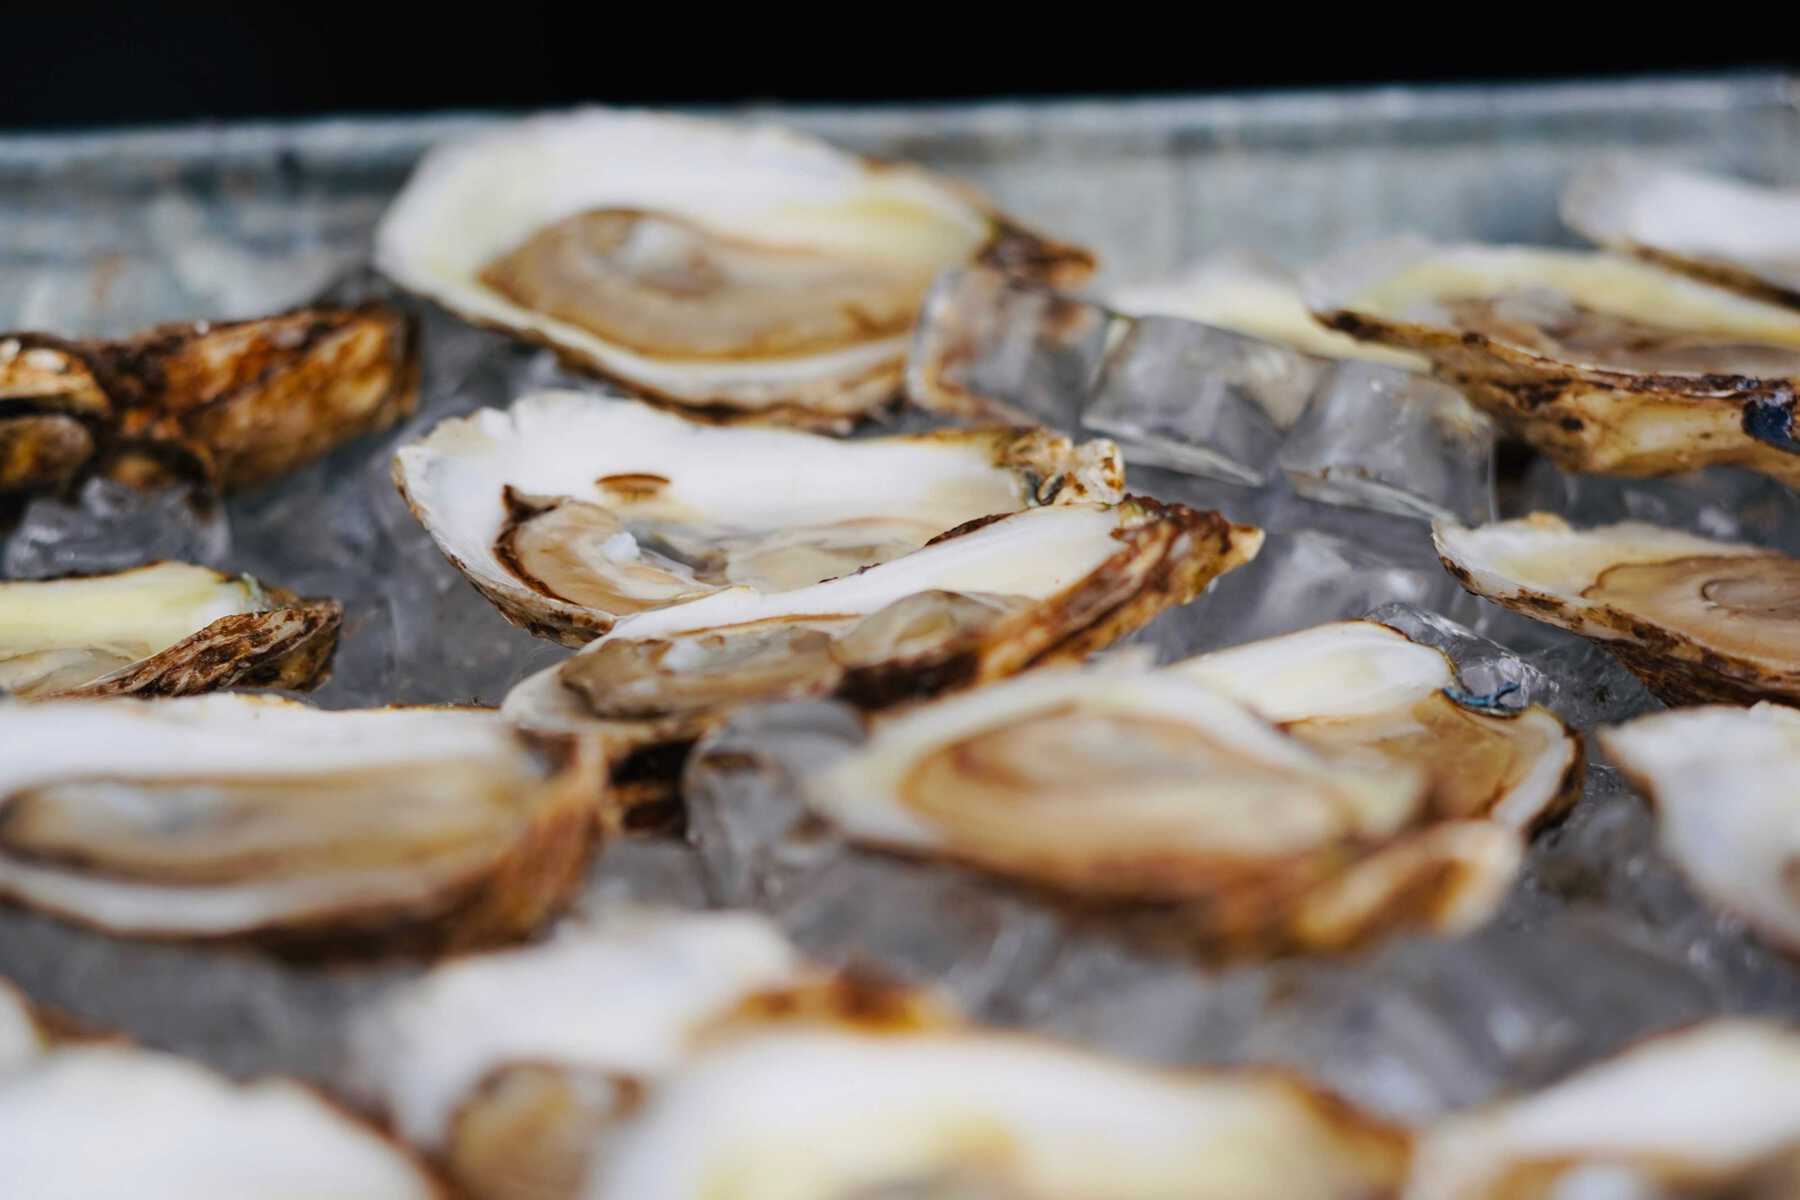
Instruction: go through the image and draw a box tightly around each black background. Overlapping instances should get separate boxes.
[2,11,1792,131]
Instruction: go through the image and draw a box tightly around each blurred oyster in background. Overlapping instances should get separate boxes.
[1436,513,1800,704]
[1563,159,1800,307]
[376,110,1091,429]
[0,695,605,956]
[393,391,1122,645]
[1406,1020,1800,1199]
[0,304,417,498]
[1307,239,1800,483]
[1602,704,1800,955]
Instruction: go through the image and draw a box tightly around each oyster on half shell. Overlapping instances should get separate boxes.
[1436,513,1800,705]
[1563,159,1800,308]
[0,561,340,699]
[1307,239,1800,482]
[376,110,1091,428]
[505,499,1261,810]
[395,392,1123,645]
[1601,703,1800,955]
[0,695,605,956]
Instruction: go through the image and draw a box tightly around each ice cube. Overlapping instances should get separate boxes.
[3,478,230,580]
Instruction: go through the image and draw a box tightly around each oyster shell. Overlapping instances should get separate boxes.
[0,561,340,699]
[0,304,417,496]
[394,392,1123,645]
[1307,239,1800,482]
[1563,159,1800,307]
[351,909,807,1200]
[0,1043,440,1197]
[505,499,1261,809]
[1406,1020,1800,1199]
[1435,513,1800,705]
[375,110,1090,428]
[1600,703,1800,954]
[0,694,604,955]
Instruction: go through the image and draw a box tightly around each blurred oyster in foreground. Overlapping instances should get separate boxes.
[586,1003,1409,1199]
[1563,159,1800,307]
[0,695,604,956]
[1436,513,1800,704]
[1406,1020,1800,1199]
[394,392,1122,645]
[0,304,417,497]
[0,561,340,698]
[1601,704,1800,954]
[352,909,807,1200]
[1307,239,1800,483]
[376,110,1090,429]
[0,1042,439,1198]
[507,499,1260,809]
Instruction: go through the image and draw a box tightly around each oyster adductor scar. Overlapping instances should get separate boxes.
[504,499,1262,808]
[1601,703,1800,955]
[394,392,1124,645]
[375,110,1092,428]
[1563,159,1800,308]
[1435,512,1800,705]
[1306,239,1800,482]
[1406,1020,1800,1199]
[0,304,418,497]
[0,561,340,699]
[0,694,606,957]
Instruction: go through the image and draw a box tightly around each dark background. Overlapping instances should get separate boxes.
[2,12,1792,131]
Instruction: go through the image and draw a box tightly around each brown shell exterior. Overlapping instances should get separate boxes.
[1320,307,1800,484]
[0,303,418,498]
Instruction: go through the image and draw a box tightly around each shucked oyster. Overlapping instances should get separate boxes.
[376,110,1091,428]
[1436,513,1800,705]
[0,694,604,955]
[1601,703,1800,954]
[506,500,1261,809]
[1407,1020,1800,1199]
[1564,159,1800,308]
[0,304,417,497]
[395,392,1123,645]
[1307,239,1800,482]
[0,561,340,699]
[352,909,808,1200]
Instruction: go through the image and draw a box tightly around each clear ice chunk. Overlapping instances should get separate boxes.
[1279,362,1497,524]
[3,478,230,580]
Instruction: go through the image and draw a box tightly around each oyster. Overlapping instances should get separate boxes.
[394,392,1124,645]
[352,909,807,1200]
[803,661,1521,955]
[505,499,1261,809]
[0,561,340,699]
[0,694,604,955]
[1173,620,1580,833]
[1407,1020,1800,1199]
[1435,513,1800,705]
[1306,239,1800,482]
[1563,159,1800,307]
[0,304,417,496]
[0,1043,440,1197]
[375,110,1091,428]
[1600,703,1800,954]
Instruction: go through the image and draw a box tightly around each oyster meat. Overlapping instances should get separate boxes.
[0,561,340,699]
[0,694,604,955]
[352,909,807,1200]
[1407,1020,1800,1199]
[376,110,1091,428]
[394,392,1123,645]
[0,304,417,496]
[1436,513,1800,705]
[1601,703,1800,954]
[1563,159,1800,307]
[505,499,1261,808]
[1307,239,1800,482]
